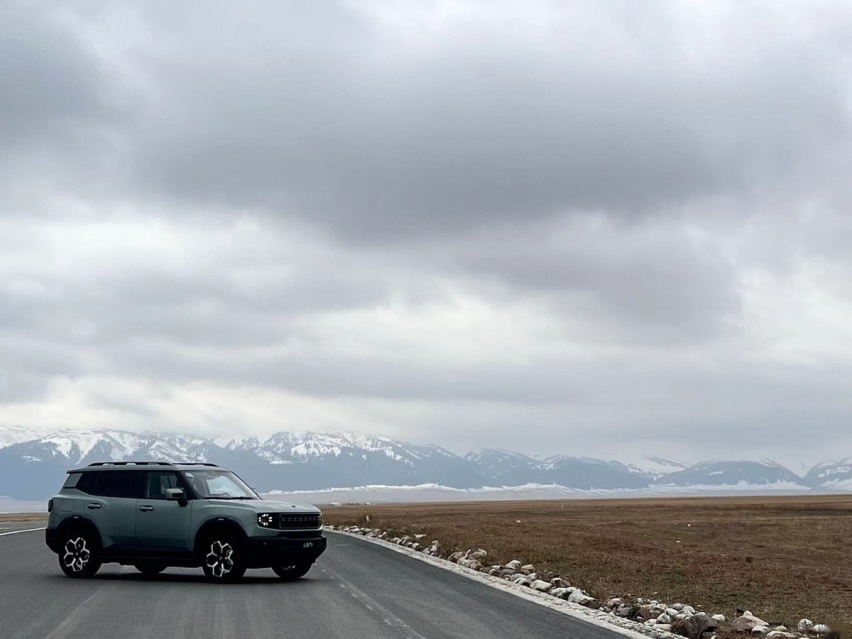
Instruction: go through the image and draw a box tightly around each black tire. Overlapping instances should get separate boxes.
[200,533,246,583]
[58,529,102,579]
[272,562,312,581]
[134,562,167,577]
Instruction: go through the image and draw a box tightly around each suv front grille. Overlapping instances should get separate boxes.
[274,513,322,530]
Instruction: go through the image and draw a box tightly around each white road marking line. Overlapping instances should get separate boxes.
[41,587,107,639]
[324,564,429,639]
[329,530,667,639]
[0,527,46,537]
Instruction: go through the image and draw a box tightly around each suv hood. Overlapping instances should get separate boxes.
[203,499,321,515]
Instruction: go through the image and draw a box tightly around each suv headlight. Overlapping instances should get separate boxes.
[257,513,275,528]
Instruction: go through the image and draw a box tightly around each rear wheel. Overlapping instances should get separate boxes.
[272,562,312,581]
[134,562,167,577]
[201,534,246,583]
[58,529,102,579]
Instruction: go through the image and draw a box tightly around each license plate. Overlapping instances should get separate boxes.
[302,542,314,548]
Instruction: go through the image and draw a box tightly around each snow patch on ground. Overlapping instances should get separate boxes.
[265,481,815,504]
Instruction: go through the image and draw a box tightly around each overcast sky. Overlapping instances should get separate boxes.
[2,1,851,467]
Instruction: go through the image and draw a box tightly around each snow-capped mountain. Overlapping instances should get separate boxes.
[0,425,56,449]
[657,460,806,489]
[803,458,852,491]
[0,428,483,500]
[627,457,690,479]
[0,427,848,501]
[465,449,538,476]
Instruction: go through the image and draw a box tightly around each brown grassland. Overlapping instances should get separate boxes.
[0,513,47,523]
[323,494,852,628]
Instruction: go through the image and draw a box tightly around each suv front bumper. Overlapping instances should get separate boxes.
[243,533,327,568]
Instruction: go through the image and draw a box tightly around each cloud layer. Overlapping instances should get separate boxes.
[2,1,852,465]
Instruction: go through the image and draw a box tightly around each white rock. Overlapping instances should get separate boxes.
[568,590,593,605]
[469,549,488,561]
[798,620,815,633]
[712,614,727,623]
[813,625,830,636]
[656,625,672,633]
[673,604,685,611]
[667,608,680,617]
[458,558,482,571]
[607,598,624,609]
[414,534,426,540]
[530,580,552,593]
[505,559,522,571]
[520,564,535,574]
[512,575,528,585]
[753,626,769,635]
[683,605,696,616]
[657,613,672,624]
[735,615,769,633]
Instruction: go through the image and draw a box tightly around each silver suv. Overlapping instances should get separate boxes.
[44,461,326,582]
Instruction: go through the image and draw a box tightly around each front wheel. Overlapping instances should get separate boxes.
[272,562,312,581]
[201,535,246,583]
[58,530,102,579]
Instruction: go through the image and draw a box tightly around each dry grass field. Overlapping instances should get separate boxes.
[0,513,47,523]
[324,495,852,628]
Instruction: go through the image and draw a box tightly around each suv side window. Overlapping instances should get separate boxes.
[76,472,98,494]
[92,471,145,499]
[145,471,188,500]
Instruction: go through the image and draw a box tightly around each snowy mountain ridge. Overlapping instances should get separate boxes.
[0,426,849,501]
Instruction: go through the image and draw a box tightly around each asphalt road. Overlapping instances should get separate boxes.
[0,527,623,639]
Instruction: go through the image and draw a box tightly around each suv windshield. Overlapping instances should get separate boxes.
[182,470,258,499]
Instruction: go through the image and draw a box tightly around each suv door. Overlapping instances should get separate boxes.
[78,470,145,551]
[136,471,194,555]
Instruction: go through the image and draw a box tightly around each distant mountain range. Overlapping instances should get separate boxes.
[0,427,849,501]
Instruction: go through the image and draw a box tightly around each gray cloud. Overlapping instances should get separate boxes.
[1,1,851,465]
[0,3,130,211]
[116,2,851,241]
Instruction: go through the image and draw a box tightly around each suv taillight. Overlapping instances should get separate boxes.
[47,499,53,513]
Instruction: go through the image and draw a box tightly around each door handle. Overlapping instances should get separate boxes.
[86,503,102,510]
[138,505,154,512]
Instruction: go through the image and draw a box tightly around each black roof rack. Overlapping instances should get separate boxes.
[86,461,220,467]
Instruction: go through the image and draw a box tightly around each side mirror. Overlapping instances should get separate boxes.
[166,488,187,506]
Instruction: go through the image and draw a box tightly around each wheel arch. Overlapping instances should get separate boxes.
[193,517,248,555]
[56,515,104,552]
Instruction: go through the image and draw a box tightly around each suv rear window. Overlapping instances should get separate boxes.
[63,473,82,489]
[76,470,145,498]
